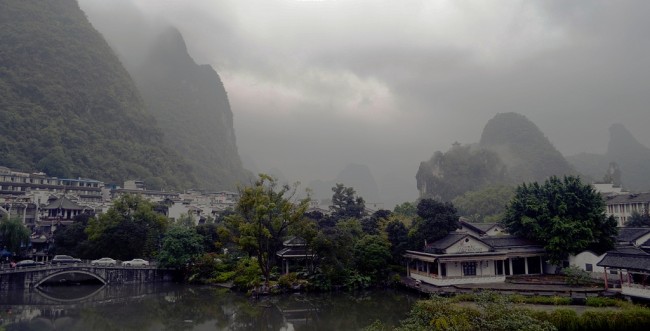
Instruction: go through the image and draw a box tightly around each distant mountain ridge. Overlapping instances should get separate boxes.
[479,112,576,183]
[81,1,251,190]
[0,0,195,188]
[307,164,381,205]
[568,124,650,191]
[417,112,576,201]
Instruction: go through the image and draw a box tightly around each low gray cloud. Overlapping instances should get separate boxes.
[79,0,650,205]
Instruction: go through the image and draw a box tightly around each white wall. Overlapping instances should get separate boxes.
[569,251,605,273]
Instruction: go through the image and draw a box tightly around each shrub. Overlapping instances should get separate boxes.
[278,272,298,289]
[525,296,571,305]
[232,257,262,290]
[563,265,592,287]
[585,296,627,307]
[547,308,579,331]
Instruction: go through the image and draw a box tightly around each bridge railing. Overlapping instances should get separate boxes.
[0,261,158,273]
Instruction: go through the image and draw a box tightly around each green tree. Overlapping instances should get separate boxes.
[393,202,417,218]
[86,194,169,259]
[384,218,409,264]
[195,223,227,253]
[627,211,650,227]
[0,217,30,255]
[503,175,617,265]
[310,221,359,288]
[353,235,392,283]
[408,199,460,250]
[361,209,391,235]
[157,225,204,269]
[227,174,309,285]
[452,184,515,222]
[330,184,366,221]
[53,213,93,258]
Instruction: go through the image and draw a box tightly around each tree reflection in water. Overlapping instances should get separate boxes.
[1,284,420,330]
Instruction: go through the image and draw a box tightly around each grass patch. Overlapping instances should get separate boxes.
[585,296,630,308]
[450,292,571,305]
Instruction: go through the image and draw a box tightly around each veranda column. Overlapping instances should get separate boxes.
[509,259,513,276]
[426,262,430,277]
[437,261,441,277]
[604,267,609,290]
[524,257,529,275]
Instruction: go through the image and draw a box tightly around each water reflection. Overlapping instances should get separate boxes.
[35,285,106,303]
[0,284,420,330]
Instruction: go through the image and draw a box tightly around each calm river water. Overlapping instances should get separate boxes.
[0,283,421,330]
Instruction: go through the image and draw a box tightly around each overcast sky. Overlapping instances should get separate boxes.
[80,0,650,204]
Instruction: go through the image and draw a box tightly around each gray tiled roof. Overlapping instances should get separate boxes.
[460,220,499,234]
[616,227,650,243]
[425,233,469,252]
[481,235,540,248]
[283,236,306,246]
[605,193,650,205]
[276,247,312,257]
[615,246,649,255]
[597,251,650,271]
[43,196,85,210]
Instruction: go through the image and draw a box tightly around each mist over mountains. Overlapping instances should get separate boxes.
[81,0,251,189]
[0,0,195,189]
[417,113,578,202]
[2,1,650,205]
[567,124,650,191]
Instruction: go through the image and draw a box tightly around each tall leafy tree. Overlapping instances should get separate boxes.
[86,194,169,259]
[228,174,309,285]
[408,199,460,250]
[393,202,417,218]
[330,184,366,221]
[53,213,93,258]
[158,225,204,269]
[310,219,362,287]
[361,209,392,235]
[0,217,30,255]
[353,235,391,283]
[384,218,409,263]
[503,175,617,264]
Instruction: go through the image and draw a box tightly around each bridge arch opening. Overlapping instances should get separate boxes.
[36,270,107,287]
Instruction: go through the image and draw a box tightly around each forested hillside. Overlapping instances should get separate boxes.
[79,1,252,190]
[0,0,197,188]
[417,113,576,201]
[128,28,251,189]
[479,112,576,183]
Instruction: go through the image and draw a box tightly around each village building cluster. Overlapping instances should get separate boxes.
[0,166,239,262]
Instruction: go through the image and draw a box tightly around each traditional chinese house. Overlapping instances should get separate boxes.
[405,229,546,286]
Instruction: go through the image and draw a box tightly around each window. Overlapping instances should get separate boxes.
[462,262,477,276]
[585,264,593,272]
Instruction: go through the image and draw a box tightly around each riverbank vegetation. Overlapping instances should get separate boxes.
[365,292,650,331]
[44,174,617,295]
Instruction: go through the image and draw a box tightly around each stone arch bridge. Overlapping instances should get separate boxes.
[0,264,175,290]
